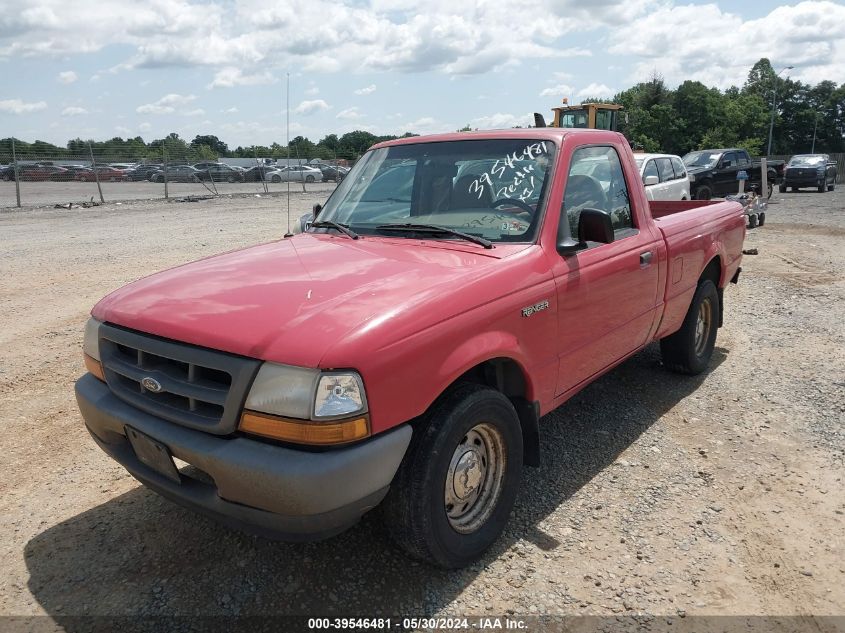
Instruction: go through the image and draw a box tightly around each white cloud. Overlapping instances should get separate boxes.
[61,106,88,116]
[609,0,845,88]
[577,82,614,98]
[181,108,205,116]
[207,66,276,89]
[304,86,319,96]
[139,122,152,131]
[354,84,377,95]
[136,93,197,114]
[115,125,133,135]
[402,116,447,134]
[294,99,330,115]
[57,70,78,84]
[336,107,362,120]
[0,99,47,114]
[539,83,573,97]
[222,106,239,113]
[470,112,533,129]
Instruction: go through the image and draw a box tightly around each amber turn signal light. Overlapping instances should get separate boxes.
[84,353,105,382]
[239,410,370,445]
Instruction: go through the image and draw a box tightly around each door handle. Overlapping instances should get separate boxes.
[640,251,653,266]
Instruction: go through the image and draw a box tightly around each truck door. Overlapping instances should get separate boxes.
[551,144,662,396]
[714,151,739,196]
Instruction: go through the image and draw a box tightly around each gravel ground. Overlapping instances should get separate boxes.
[0,189,842,629]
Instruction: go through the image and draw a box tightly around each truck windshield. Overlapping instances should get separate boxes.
[315,139,557,244]
[788,155,826,166]
[683,151,722,168]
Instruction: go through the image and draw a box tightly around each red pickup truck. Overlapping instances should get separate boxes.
[76,129,745,568]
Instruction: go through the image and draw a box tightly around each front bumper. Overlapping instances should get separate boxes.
[75,373,412,540]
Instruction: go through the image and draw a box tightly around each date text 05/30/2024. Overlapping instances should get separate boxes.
[308,617,528,630]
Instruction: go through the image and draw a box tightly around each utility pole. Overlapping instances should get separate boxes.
[12,138,21,208]
[766,65,794,157]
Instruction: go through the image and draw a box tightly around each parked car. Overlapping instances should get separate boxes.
[17,164,69,181]
[779,154,837,193]
[148,165,202,183]
[276,165,322,183]
[108,163,137,171]
[193,163,245,183]
[125,164,163,181]
[319,164,349,182]
[76,128,746,568]
[52,165,93,181]
[242,165,279,182]
[1,165,17,181]
[683,148,781,200]
[75,166,128,182]
[634,154,690,200]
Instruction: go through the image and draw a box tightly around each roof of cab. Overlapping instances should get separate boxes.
[370,128,625,150]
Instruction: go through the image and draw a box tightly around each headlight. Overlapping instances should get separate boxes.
[83,317,105,381]
[244,363,319,419]
[314,373,367,418]
[240,364,370,445]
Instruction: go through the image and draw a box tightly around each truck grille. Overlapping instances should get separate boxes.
[98,323,261,434]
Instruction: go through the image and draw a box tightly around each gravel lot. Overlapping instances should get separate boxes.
[0,189,842,629]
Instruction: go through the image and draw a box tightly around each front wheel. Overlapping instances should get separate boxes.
[694,184,712,200]
[779,183,787,193]
[382,384,523,568]
[305,175,315,183]
[660,279,719,375]
[271,175,281,183]
[828,182,835,192]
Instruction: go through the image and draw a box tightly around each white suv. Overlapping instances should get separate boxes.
[634,153,690,201]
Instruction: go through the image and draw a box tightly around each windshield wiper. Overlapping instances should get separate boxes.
[310,220,359,240]
[375,223,493,249]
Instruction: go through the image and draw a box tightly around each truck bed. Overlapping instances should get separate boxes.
[649,199,746,340]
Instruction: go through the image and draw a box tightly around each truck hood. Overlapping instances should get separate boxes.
[685,165,712,177]
[93,234,524,367]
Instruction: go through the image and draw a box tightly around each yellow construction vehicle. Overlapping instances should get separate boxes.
[534,101,624,131]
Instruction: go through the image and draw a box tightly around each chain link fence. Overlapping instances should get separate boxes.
[0,141,349,209]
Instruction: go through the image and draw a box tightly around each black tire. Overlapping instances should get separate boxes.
[779,183,786,193]
[227,175,236,183]
[748,214,758,228]
[2,173,10,182]
[766,179,774,199]
[660,279,719,375]
[382,384,523,568]
[305,175,315,183]
[818,183,825,193]
[271,175,281,183]
[828,182,835,192]
[758,212,765,226]
[694,184,713,200]
[792,187,798,192]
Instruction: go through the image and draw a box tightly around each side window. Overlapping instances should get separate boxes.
[737,153,750,167]
[671,157,686,179]
[656,158,674,183]
[721,152,737,167]
[642,160,659,183]
[563,146,633,240]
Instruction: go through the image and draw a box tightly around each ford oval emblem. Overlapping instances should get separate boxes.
[141,377,163,393]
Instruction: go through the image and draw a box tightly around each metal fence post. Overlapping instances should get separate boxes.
[88,143,105,203]
[11,138,21,208]
[162,148,169,199]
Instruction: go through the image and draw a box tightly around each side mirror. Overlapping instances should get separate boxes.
[721,160,732,168]
[313,203,322,218]
[578,208,614,244]
[643,174,659,186]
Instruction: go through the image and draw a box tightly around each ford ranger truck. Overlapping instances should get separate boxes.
[76,129,745,568]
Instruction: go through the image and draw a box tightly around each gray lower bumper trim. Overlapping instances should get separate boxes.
[75,373,412,540]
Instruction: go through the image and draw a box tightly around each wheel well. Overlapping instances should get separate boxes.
[454,358,540,467]
[700,256,724,327]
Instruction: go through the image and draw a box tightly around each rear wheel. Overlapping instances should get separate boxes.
[694,184,713,200]
[383,384,523,568]
[271,175,281,183]
[758,212,766,226]
[828,182,835,192]
[779,183,787,193]
[818,183,826,193]
[766,179,774,198]
[660,279,719,375]
[748,214,758,228]
[227,175,236,183]
[305,175,315,183]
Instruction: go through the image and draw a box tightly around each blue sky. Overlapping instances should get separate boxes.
[1,0,843,147]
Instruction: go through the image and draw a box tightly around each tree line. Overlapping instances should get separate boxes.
[1,58,843,163]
